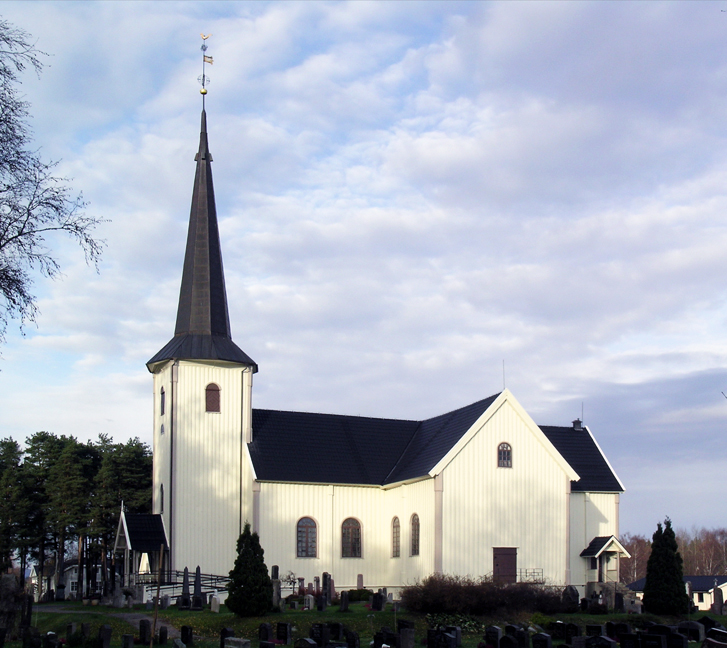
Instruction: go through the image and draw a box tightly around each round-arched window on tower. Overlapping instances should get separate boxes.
[498,442,512,468]
[205,383,220,412]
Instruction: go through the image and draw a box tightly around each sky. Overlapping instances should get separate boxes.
[0,1,726,538]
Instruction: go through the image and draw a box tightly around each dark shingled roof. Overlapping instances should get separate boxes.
[124,514,168,553]
[628,575,727,593]
[580,536,616,557]
[540,425,623,492]
[147,110,256,372]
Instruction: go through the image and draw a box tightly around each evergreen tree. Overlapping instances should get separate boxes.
[643,517,690,616]
[226,523,272,617]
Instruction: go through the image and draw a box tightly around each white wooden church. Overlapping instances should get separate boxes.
[139,108,628,598]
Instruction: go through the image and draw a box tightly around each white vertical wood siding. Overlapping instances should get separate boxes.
[441,400,570,584]
[152,366,171,532]
[168,361,245,576]
[568,492,620,590]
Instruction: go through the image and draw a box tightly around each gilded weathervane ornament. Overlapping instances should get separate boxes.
[199,33,213,105]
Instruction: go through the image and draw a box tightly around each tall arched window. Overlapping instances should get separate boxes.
[411,513,420,556]
[297,517,317,557]
[498,442,512,467]
[160,387,165,416]
[392,517,400,558]
[160,484,164,514]
[342,518,362,558]
[205,383,220,412]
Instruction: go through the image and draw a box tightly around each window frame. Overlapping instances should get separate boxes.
[341,517,362,558]
[296,517,318,558]
[497,442,512,468]
[411,513,420,556]
[205,383,221,412]
[160,387,165,416]
[392,517,400,558]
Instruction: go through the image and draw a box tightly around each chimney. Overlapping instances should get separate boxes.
[573,419,583,431]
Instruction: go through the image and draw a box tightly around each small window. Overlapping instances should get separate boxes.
[498,442,512,468]
[205,383,220,412]
[590,557,597,570]
[342,518,361,558]
[392,517,400,558]
[297,517,317,558]
[698,592,704,603]
[160,387,165,416]
[160,424,165,436]
[160,484,164,514]
[411,513,420,556]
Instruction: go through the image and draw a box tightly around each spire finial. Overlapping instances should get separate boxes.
[199,33,213,107]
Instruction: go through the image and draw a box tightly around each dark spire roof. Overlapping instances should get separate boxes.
[147,111,257,372]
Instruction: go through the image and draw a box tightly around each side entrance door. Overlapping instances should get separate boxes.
[493,547,517,584]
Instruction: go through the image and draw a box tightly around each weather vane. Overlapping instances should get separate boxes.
[199,33,213,106]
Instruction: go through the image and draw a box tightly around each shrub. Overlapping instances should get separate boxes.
[226,522,273,617]
[347,588,374,602]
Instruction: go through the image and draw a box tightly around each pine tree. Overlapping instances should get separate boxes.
[643,517,690,615]
[226,522,272,617]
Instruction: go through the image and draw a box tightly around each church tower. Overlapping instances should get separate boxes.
[147,108,257,576]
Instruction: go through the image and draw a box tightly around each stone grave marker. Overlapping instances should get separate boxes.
[699,618,719,632]
[565,624,581,645]
[401,629,415,648]
[161,595,170,610]
[666,633,687,648]
[81,624,90,639]
[485,626,502,648]
[714,587,725,615]
[261,641,276,648]
[139,619,151,645]
[225,640,250,648]
[618,634,640,648]
[42,632,58,648]
[122,635,134,648]
[66,624,76,642]
[178,568,191,610]
[146,601,153,611]
[570,638,587,648]
[159,627,168,645]
[310,623,330,648]
[585,638,617,648]
[210,595,220,613]
[98,625,113,648]
[548,624,565,641]
[304,594,316,610]
[677,622,704,643]
[339,591,349,612]
[346,632,360,648]
[326,624,345,641]
[532,634,552,648]
[220,628,235,648]
[173,639,186,648]
[20,594,33,628]
[22,627,40,648]
[398,621,415,634]
[372,592,384,611]
[445,627,462,647]
[259,624,273,643]
[428,630,456,648]
[357,575,363,590]
[707,629,727,643]
[614,593,624,612]
[297,641,317,648]
[277,623,293,645]
[191,566,204,610]
[498,636,517,648]
[648,627,672,637]
[505,627,518,638]
[514,629,529,648]
[640,635,666,648]
[322,573,331,604]
[614,624,631,640]
[273,580,281,609]
[181,626,194,646]
[585,626,604,638]
[317,595,326,612]
[271,565,279,580]
[315,577,320,594]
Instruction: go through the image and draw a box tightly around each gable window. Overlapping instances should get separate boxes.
[392,517,400,558]
[498,442,512,468]
[160,387,165,416]
[297,517,317,558]
[411,513,420,556]
[342,518,361,558]
[205,383,220,412]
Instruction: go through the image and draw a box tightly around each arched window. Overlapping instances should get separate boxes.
[498,442,512,468]
[297,517,317,557]
[160,484,164,514]
[392,517,400,558]
[342,518,362,558]
[160,387,165,416]
[160,424,165,436]
[205,383,220,412]
[411,513,420,556]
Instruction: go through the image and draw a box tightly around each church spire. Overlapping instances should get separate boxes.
[147,73,256,371]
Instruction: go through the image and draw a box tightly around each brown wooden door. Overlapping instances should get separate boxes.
[493,547,517,583]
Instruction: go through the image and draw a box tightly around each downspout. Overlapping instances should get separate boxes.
[169,361,178,575]
[434,474,443,574]
[565,477,571,585]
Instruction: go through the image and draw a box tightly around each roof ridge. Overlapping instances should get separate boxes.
[252,407,419,425]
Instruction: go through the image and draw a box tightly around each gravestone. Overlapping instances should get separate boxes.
[505,627,518,638]
[326,624,345,641]
[649,627,672,637]
[122,635,134,648]
[139,619,151,645]
[498,636,517,648]
[261,641,276,648]
[178,568,191,610]
[714,587,725,615]
[271,566,279,580]
[571,638,587,648]
[585,626,604,638]
[677,622,704,643]
[398,621,415,634]
[317,595,326,612]
[565,624,581,645]
[339,591,349,612]
[159,627,168,645]
[514,629,529,648]
[549,624,565,641]
[401,629,415,648]
[146,601,153,611]
[374,631,400,648]
[98,625,113,648]
[345,632,360,648]
[304,594,316,610]
[181,626,194,646]
[614,593,624,612]
[42,632,58,648]
[290,601,298,610]
[707,630,727,643]
[322,573,331,604]
[310,624,330,648]
[225,640,250,648]
[613,624,631,639]
[259,624,273,643]
[81,624,90,639]
[640,635,666,648]
[277,623,293,645]
[315,577,320,595]
[20,594,33,628]
[699,618,719,632]
[220,628,235,648]
[22,627,41,648]
[161,595,170,610]
[445,627,462,648]
[428,630,456,648]
[485,626,502,648]
[173,640,186,648]
[210,595,220,613]
[66,624,76,643]
[357,575,363,590]
[618,635,640,648]
[191,566,204,610]
[666,634,687,648]
[585,638,616,648]
[532,634,552,648]
[296,641,317,648]
[372,592,384,611]
[273,580,281,609]
[298,578,305,595]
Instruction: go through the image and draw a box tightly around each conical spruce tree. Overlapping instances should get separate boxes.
[226,522,273,616]
[642,517,690,615]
